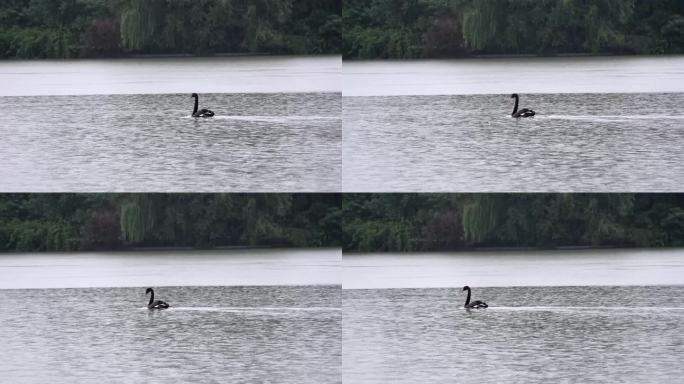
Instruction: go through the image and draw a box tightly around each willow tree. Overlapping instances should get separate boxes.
[579,193,635,245]
[119,194,157,243]
[461,0,499,50]
[581,0,635,52]
[120,0,163,49]
[237,194,293,245]
[462,194,502,243]
[242,0,293,51]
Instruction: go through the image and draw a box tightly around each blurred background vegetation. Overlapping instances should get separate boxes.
[342,194,684,251]
[344,0,684,59]
[0,193,341,251]
[3,193,683,252]
[0,0,341,59]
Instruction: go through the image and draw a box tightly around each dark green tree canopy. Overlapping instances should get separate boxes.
[343,0,684,59]
[0,0,341,58]
[342,194,684,252]
[0,193,341,252]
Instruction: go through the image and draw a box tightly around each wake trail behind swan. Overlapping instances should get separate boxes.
[184,115,339,122]
[482,306,684,312]
[537,114,684,123]
[143,306,340,315]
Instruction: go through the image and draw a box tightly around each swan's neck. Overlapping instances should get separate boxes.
[512,96,519,115]
[193,96,198,114]
[465,289,471,306]
[148,291,154,306]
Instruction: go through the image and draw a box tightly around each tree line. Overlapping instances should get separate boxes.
[3,193,683,253]
[342,194,684,251]
[0,0,341,59]
[343,0,684,59]
[0,193,341,251]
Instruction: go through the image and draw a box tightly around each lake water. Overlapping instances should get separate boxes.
[0,249,341,383]
[343,248,684,289]
[0,92,340,191]
[0,56,340,96]
[343,56,684,192]
[343,249,684,383]
[0,285,341,384]
[0,248,341,289]
[343,56,684,96]
[344,92,684,191]
[0,56,341,192]
[343,285,684,384]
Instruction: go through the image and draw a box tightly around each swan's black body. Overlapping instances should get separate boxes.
[191,93,214,117]
[146,288,170,310]
[462,286,488,309]
[510,93,535,118]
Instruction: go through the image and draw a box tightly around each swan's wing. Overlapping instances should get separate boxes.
[199,109,214,117]
[471,300,488,308]
[153,300,170,308]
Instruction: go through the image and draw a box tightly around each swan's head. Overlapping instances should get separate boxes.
[462,285,470,291]
[510,93,518,99]
[146,288,153,295]
[191,93,198,98]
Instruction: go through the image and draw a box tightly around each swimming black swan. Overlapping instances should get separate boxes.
[191,93,214,117]
[146,288,170,309]
[510,93,535,118]
[462,286,488,309]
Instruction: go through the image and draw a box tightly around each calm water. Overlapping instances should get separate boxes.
[343,285,684,384]
[0,248,341,289]
[343,92,684,191]
[0,285,341,383]
[0,56,340,96]
[0,93,340,191]
[343,249,684,289]
[343,56,684,96]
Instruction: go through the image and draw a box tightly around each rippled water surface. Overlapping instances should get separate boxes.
[0,285,341,383]
[343,93,684,191]
[343,286,684,384]
[0,93,340,191]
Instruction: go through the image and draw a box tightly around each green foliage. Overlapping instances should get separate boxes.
[343,194,684,252]
[343,193,455,251]
[0,0,340,59]
[0,194,340,252]
[343,0,684,58]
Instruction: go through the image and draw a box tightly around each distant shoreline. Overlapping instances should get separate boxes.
[0,246,339,255]
[342,52,684,61]
[0,52,338,62]
[343,245,681,254]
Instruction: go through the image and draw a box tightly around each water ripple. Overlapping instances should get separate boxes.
[0,93,341,192]
[343,93,684,191]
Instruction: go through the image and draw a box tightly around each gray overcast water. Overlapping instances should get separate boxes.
[344,92,684,191]
[0,285,341,384]
[343,249,684,289]
[0,92,341,191]
[0,56,340,96]
[0,249,341,289]
[343,56,684,96]
[0,250,341,383]
[343,285,684,384]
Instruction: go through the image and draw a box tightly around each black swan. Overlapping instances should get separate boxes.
[462,286,488,309]
[191,93,215,117]
[146,288,170,309]
[510,93,535,118]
